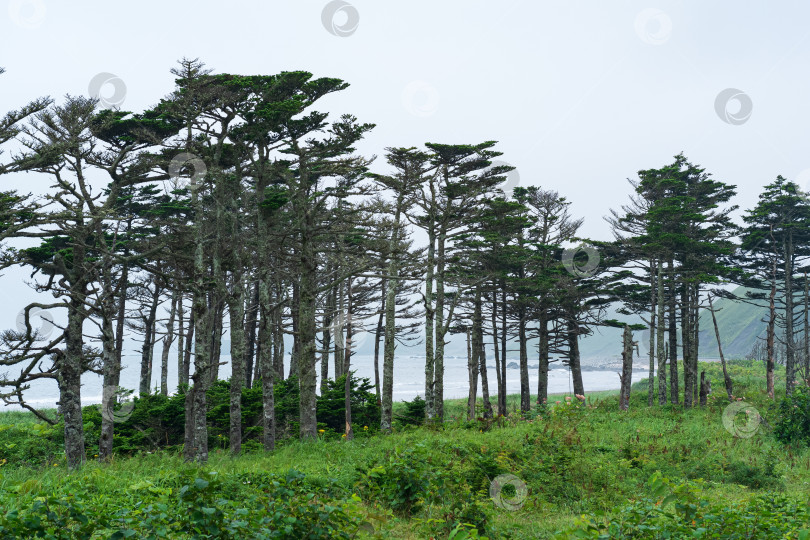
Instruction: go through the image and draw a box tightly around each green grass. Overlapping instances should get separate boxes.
[0,360,807,538]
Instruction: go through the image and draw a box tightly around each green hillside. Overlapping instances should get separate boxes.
[577,286,769,362]
[697,286,769,359]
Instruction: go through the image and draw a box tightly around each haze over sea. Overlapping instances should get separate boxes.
[6,351,646,411]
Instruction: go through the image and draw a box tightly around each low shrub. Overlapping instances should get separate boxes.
[773,386,810,446]
[0,469,365,539]
[558,472,809,539]
[356,445,443,515]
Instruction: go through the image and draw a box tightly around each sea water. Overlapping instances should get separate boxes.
[2,352,648,411]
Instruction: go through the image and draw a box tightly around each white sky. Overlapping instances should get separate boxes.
[4,1,810,235]
[1,1,809,399]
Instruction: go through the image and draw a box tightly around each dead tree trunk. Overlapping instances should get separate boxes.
[699,371,711,406]
[708,294,733,401]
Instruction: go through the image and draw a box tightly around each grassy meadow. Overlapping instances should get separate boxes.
[0,360,807,538]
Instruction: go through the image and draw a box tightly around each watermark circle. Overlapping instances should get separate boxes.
[487,160,520,197]
[88,73,127,110]
[715,88,752,125]
[98,385,134,424]
[722,401,760,438]
[634,8,672,46]
[16,307,54,341]
[561,246,600,277]
[169,152,207,191]
[796,169,810,201]
[321,0,359,37]
[401,81,440,118]
[489,474,527,511]
[330,311,369,351]
[8,0,46,29]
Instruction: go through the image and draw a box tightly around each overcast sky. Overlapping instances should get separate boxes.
[4,1,810,237]
[1,1,809,397]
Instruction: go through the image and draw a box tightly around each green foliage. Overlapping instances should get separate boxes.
[774,386,810,445]
[2,375,381,464]
[394,395,426,426]
[357,445,442,515]
[0,361,805,538]
[558,472,810,539]
[0,422,61,466]
[0,468,363,539]
[77,375,380,458]
[316,374,380,434]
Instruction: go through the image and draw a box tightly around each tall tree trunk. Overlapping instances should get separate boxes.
[176,294,185,392]
[190,294,211,463]
[619,324,633,411]
[289,280,300,380]
[160,291,178,396]
[682,282,693,408]
[227,277,247,455]
[537,311,549,407]
[320,275,334,395]
[343,277,354,440]
[62,298,86,470]
[209,298,224,385]
[255,167,276,450]
[467,328,477,421]
[258,284,275,451]
[785,233,796,395]
[648,259,657,406]
[656,261,667,405]
[424,224,436,420]
[475,288,492,418]
[273,297,285,380]
[668,260,679,405]
[98,295,118,461]
[320,315,331,395]
[373,279,385,406]
[381,207,402,432]
[434,219,448,422]
[767,259,777,399]
[334,281,345,380]
[140,281,161,395]
[244,279,259,389]
[186,215,212,463]
[501,286,508,414]
[298,232,318,440]
[804,273,809,384]
[182,309,194,388]
[567,317,584,397]
[114,261,129,382]
[491,291,505,415]
[708,294,733,401]
[479,331,493,419]
[692,283,700,405]
[518,305,530,413]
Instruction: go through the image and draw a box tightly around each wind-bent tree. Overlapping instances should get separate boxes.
[740,176,810,396]
[410,142,511,422]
